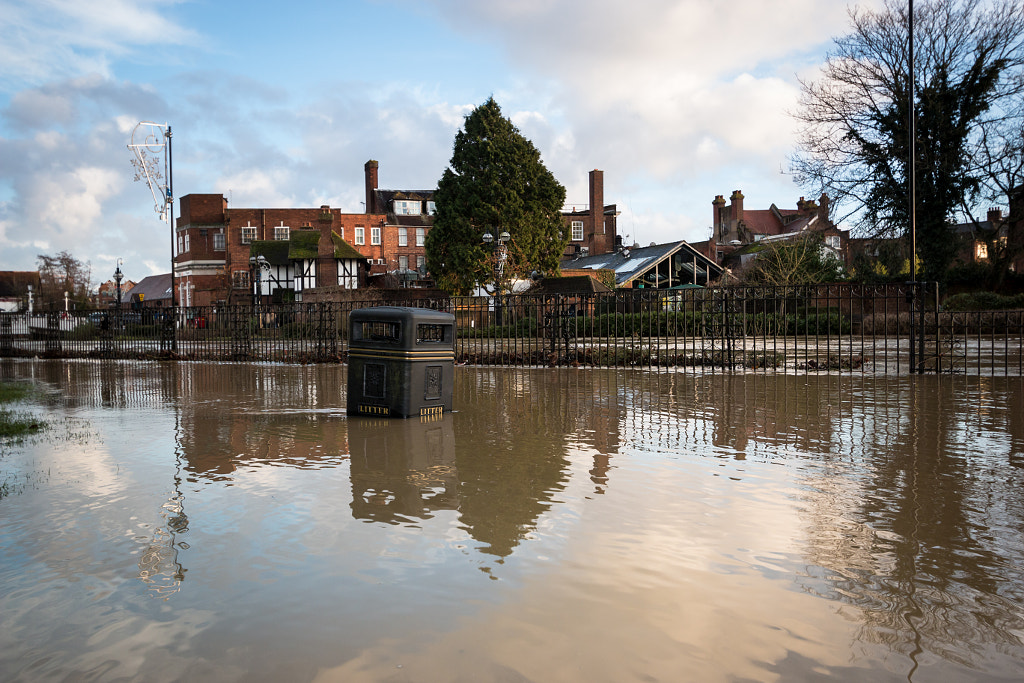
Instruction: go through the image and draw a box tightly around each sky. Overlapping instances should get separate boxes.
[0,0,877,284]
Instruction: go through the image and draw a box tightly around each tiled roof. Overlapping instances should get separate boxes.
[131,273,172,302]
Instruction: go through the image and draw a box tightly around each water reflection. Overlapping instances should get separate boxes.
[2,359,1023,680]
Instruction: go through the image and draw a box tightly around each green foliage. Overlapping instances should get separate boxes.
[942,291,1024,310]
[427,97,568,295]
[458,310,851,339]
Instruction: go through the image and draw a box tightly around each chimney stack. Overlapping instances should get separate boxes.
[364,160,379,214]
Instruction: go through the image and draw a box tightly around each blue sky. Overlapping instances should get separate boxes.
[0,0,870,282]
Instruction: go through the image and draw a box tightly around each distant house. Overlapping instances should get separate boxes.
[560,240,723,288]
[951,188,1024,275]
[129,274,173,308]
[698,190,847,272]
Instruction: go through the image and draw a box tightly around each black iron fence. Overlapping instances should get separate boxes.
[2,283,1022,375]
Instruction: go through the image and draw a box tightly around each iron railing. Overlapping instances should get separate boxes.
[2,283,1022,375]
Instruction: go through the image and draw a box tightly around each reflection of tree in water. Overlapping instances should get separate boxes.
[796,377,1024,671]
[452,369,577,558]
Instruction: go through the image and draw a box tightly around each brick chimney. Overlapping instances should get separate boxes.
[364,160,379,214]
[988,207,1003,224]
[730,190,744,223]
[589,169,605,249]
[712,195,726,240]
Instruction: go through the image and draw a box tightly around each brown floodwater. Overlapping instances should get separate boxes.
[1,360,1023,682]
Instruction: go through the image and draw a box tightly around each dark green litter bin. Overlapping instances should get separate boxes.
[346,306,455,418]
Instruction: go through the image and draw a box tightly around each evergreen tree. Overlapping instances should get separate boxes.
[427,97,567,295]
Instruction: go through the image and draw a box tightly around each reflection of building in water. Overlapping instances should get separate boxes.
[348,417,458,524]
[173,364,349,480]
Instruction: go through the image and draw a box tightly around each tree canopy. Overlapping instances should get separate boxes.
[36,250,92,308]
[736,234,845,287]
[426,97,567,295]
[792,0,1024,283]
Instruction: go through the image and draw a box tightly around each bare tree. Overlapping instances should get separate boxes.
[792,0,1024,282]
[37,251,92,308]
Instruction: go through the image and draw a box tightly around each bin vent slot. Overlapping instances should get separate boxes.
[364,363,386,398]
[424,366,442,400]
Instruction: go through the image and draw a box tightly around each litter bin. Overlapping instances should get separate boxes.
[347,306,455,418]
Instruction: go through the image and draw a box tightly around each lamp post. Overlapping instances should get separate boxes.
[482,227,511,326]
[114,259,124,310]
[64,291,69,313]
[249,254,269,311]
[27,285,33,315]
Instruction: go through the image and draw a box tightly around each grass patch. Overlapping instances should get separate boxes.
[0,381,46,440]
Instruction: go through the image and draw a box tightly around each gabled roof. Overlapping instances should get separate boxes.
[331,232,365,260]
[535,275,614,295]
[251,240,291,265]
[561,241,723,287]
[252,231,367,262]
[131,273,173,302]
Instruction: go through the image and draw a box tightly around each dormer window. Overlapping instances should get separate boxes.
[393,200,421,215]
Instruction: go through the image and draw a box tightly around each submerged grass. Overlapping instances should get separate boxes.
[0,381,46,441]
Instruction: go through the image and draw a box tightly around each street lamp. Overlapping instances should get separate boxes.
[27,284,33,315]
[64,291,69,313]
[482,227,511,325]
[249,255,269,309]
[114,259,124,310]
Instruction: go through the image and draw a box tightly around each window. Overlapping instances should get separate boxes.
[416,228,425,246]
[825,234,841,250]
[393,200,420,215]
[274,222,290,241]
[399,255,409,270]
[398,227,408,247]
[571,220,584,241]
[355,227,365,245]
[976,242,989,260]
[426,201,436,214]
[416,255,425,272]
[371,226,381,245]
[241,223,257,244]
[214,232,226,251]
[232,270,250,289]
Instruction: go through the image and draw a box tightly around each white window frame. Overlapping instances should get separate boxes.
[399,255,409,270]
[394,200,420,215]
[416,255,425,271]
[241,223,257,244]
[214,232,226,251]
[571,220,584,241]
[274,222,290,241]
[398,227,408,247]
[426,201,436,214]
[355,227,365,245]
[416,228,425,247]
[371,226,381,245]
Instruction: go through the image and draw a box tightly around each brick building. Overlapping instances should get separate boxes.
[175,161,621,305]
[562,169,620,259]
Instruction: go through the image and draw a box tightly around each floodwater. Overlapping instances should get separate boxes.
[1,361,1023,683]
